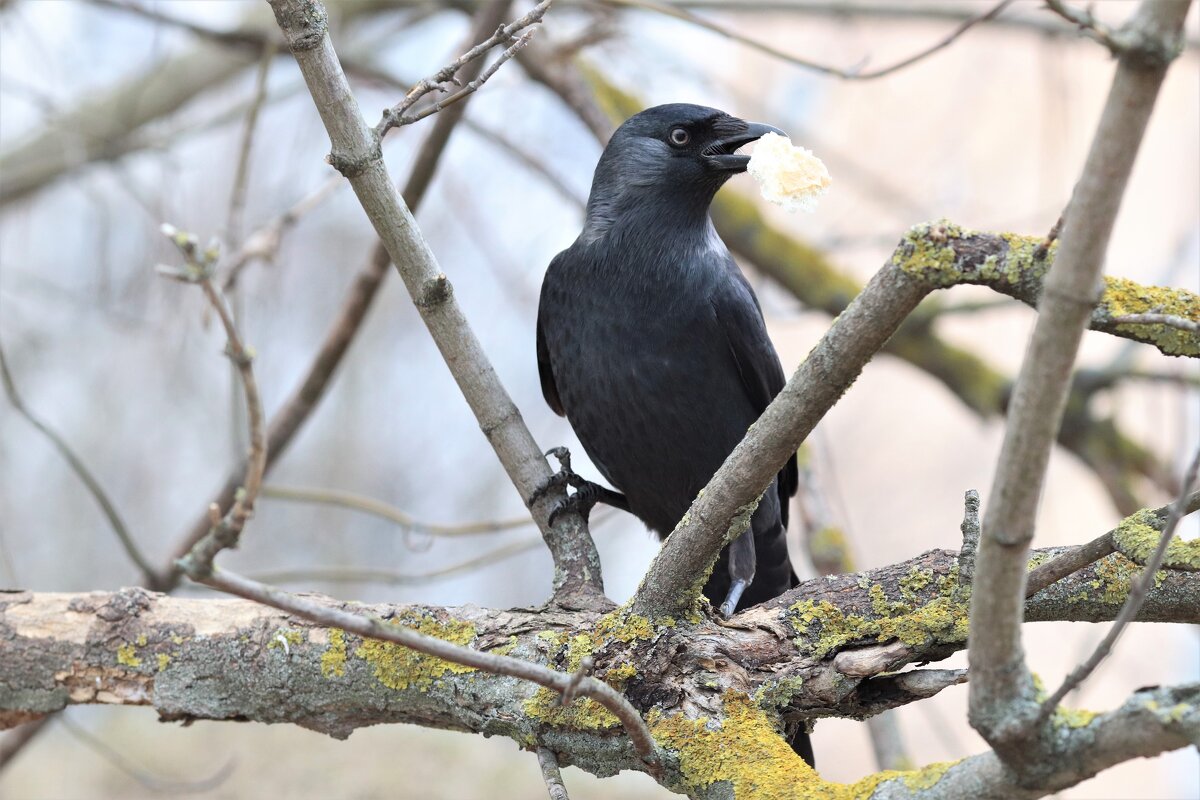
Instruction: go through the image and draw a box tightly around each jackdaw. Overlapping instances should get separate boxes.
[535,103,811,763]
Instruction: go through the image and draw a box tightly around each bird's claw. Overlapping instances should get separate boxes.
[528,446,585,509]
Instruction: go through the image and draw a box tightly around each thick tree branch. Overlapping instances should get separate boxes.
[967,0,1190,770]
[3,539,1197,796]
[266,0,604,604]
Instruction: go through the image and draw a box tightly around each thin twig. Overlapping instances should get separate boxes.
[604,0,1015,80]
[225,41,277,251]
[537,746,571,800]
[1044,0,1127,54]
[158,227,267,578]
[1110,312,1200,333]
[1025,533,1115,599]
[249,537,544,586]
[1035,447,1200,724]
[374,0,553,137]
[186,566,661,771]
[0,335,157,583]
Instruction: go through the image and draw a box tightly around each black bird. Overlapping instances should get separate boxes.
[535,104,812,764]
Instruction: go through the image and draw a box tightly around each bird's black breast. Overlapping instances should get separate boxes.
[537,232,772,536]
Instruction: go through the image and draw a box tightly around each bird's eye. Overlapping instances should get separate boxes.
[669,128,690,147]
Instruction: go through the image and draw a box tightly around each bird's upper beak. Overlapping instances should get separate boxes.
[703,120,786,173]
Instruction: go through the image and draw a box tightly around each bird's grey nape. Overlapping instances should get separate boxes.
[581,137,672,244]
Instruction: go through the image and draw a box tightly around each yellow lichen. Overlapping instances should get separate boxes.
[321,628,347,678]
[650,692,957,799]
[1081,553,1165,606]
[788,569,969,658]
[1112,508,1200,570]
[135,634,147,647]
[268,629,304,650]
[1102,276,1200,357]
[116,643,141,668]
[156,653,171,671]
[355,614,477,691]
[1052,705,1098,729]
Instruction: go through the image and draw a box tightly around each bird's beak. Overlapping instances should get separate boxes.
[704,121,787,173]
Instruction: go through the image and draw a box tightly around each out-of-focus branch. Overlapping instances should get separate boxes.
[261,484,534,537]
[0,337,156,583]
[267,0,605,604]
[967,0,1191,771]
[605,0,1016,80]
[1035,448,1200,724]
[249,537,543,587]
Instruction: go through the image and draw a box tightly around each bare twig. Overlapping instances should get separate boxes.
[158,227,267,579]
[187,566,660,770]
[1025,533,1116,599]
[604,0,1015,80]
[0,336,156,583]
[1035,447,1200,724]
[374,0,552,137]
[966,0,1191,766]
[249,537,544,587]
[1044,0,1128,55]
[1110,312,1200,333]
[268,0,605,603]
[537,747,571,800]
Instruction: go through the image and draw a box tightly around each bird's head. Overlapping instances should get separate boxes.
[583,103,784,238]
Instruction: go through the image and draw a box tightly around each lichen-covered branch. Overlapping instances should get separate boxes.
[266,0,604,604]
[3,539,1197,796]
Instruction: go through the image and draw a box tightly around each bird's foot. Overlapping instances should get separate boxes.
[528,446,628,524]
[528,447,579,508]
[718,579,750,619]
[549,481,628,526]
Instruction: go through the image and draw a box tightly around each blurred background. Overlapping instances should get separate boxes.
[0,1,1196,797]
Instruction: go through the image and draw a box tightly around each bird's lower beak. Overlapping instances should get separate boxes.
[704,121,787,173]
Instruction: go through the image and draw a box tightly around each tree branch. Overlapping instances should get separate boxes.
[266,0,604,605]
[966,0,1191,769]
[3,539,1196,795]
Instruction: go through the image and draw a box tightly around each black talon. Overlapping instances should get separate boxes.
[548,481,630,525]
[529,446,630,524]
[528,446,582,508]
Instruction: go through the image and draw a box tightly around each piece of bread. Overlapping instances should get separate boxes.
[747,133,832,213]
